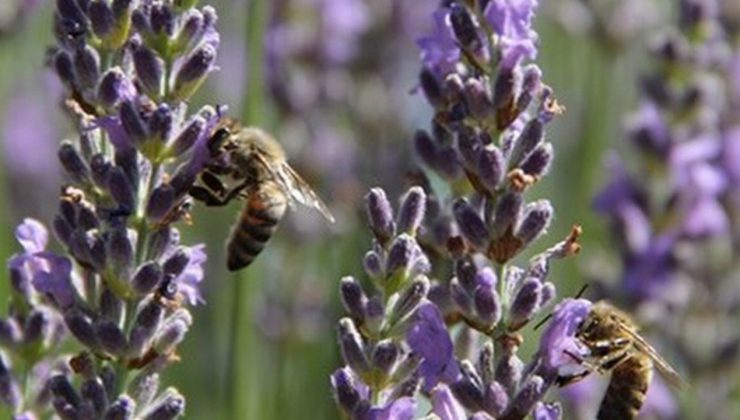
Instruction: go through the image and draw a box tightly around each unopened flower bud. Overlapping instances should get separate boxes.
[453,199,489,250]
[131,373,159,408]
[134,46,165,98]
[89,1,115,38]
[96,320,128,356]
[366,188,395,244]
[337,318,370,375]
[491,193,523,237]
[143,388,185,420]
[520,142,553,177]
[80,378,108,416]
[390,275,430,324]
[58,142,90,184]
[371,340,399,375]
[50,374,81,407]
[330,368,362,415]
[509,278,542,330]
[509,119,545,166]
[478,147,505,194]
[515,200,553,245]
[397,187,426,235]
[504,375,546,419]
[495,353,524,397]
[449,3,481,50]
[169,115,205,156]
[146,184,176,221]
[419,68,443,107]
[483,381,508,417]
[339,276,367,321]
[73,45,101,92]
[107,227,134,279]
[119,101,148,145]
[150,4,175,36]
[104,395,135,419]
[173,45,216,101]
[465,78,493,119]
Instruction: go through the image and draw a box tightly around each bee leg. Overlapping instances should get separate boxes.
[200,171,228,196]
[556,370,593,387]
[190,186,231,207]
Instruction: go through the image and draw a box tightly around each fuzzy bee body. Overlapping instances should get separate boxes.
[558,301,683,420]
[190,120,334,271]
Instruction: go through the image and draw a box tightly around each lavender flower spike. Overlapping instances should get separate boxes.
[0,0,224,417]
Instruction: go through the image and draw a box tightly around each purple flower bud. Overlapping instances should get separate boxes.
[73,46,101,91]
[89,153,112,188]
[104,395,135,419]
[77,203,99,230]
[146,184,175,221]
[478,146,505,194]
[148,104,173,143]
[362,251,383,279]
[390,275,430,324]
[154,313,191,354]
[491,193,523,237]
[450,277,473,313]
[366,188,395,244]
[339,276,367,321]
[173,45,217,101]
[142,389,185,420]
[386,234,415,277]
[147,227,179,261]
[58,142,90,184]
[493,67,516,119]
[64,309,98,347]
[80,378,107,416]
[539,282,556,308]
[453,199,490,250]
[119,101,148,145]
[533,401,562,420]
[509,278,542,329]
[23,309,49,343]
[371,340,399,375]
[474,280,501,327]
[150,5,176,36]
[330,368,366,415]
[54,50,76,86]
[515,200,553,245]
[131,9,150,34]
[449,376,484,412]
[520,142,554,177]
[457,129,482,170]
[96,320,127,356]
[100,288,123,322]
[510,119,545,167]
[454,256,478,291]
[484,381,509,416]
[337,318,370,375]
[504,375,547,419]
[89,235,107,270]
[495,353,523,396]
[31,253,76,308]
[397,187,426,235]
[107,167,135,211]
[437,145,463,179]
[0,319,22,345]
[365,297,384,333]
[88,1,114,37]
[169,115,205,156]
[432,384,466,420]
[163,248,189,278]
[449,3,481,51]
[56,0,87,35]
[50,374,81,408]
[517,65,542,113]
[465,78,493,119]
[107,227,134,278]
[133,46,164,98]
[419,68,443,107]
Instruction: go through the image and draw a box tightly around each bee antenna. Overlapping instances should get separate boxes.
[575,284,589,299]
[533,313,553,331]
[533,284,590,331]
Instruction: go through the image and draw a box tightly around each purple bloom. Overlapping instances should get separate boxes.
[15,218,48,254]
[417,8,461,77]
[640,376,677,419]
[484,0,539,66]
[406,302,460,391]
[361,397,417,420]
[431,384,466,420]
[174,244,207,305]
[722,126,740,184]
[30,252,75,308]
[537,298,592,372]
[532,401,561,420]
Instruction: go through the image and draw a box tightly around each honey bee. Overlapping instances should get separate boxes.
[190,119,334,271]
[557,301,684,420]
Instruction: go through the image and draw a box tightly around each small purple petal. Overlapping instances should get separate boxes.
[15,219,48,254]
[406,302,460,391]
[537,298,592,372]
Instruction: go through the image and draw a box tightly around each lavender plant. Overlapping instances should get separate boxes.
[0,0,221,417]
[586,0,740,417]
[332,1,596,419]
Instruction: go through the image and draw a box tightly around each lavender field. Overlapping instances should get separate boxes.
[0,0,738,419]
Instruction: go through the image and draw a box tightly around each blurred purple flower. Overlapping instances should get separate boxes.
[431,384,466,420]
[15,218,48,253]
[537,298,591,373]
[360,397,417,420]
[174,244,207,305]
[320,0,369,64]
[640,376,678,419]
[532,401,561,420]
[484,0,540,66]
[406,302,460,391]
[417,8,461,77]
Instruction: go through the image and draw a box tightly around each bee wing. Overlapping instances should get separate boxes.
[621,323,686,389]
[268,159,335,223]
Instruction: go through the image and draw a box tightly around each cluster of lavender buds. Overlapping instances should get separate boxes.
[0,0,222,417]
[588,0,740,417]
[332,1,598,419]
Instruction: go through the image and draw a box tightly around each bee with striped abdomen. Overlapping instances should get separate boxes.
[557,301,684,420]
[190,119,334,271]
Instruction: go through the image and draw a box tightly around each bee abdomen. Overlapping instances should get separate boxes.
[597,355,653,420]
[226,182,287,271]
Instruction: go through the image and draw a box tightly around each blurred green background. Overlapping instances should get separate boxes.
[0,0,674,418]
